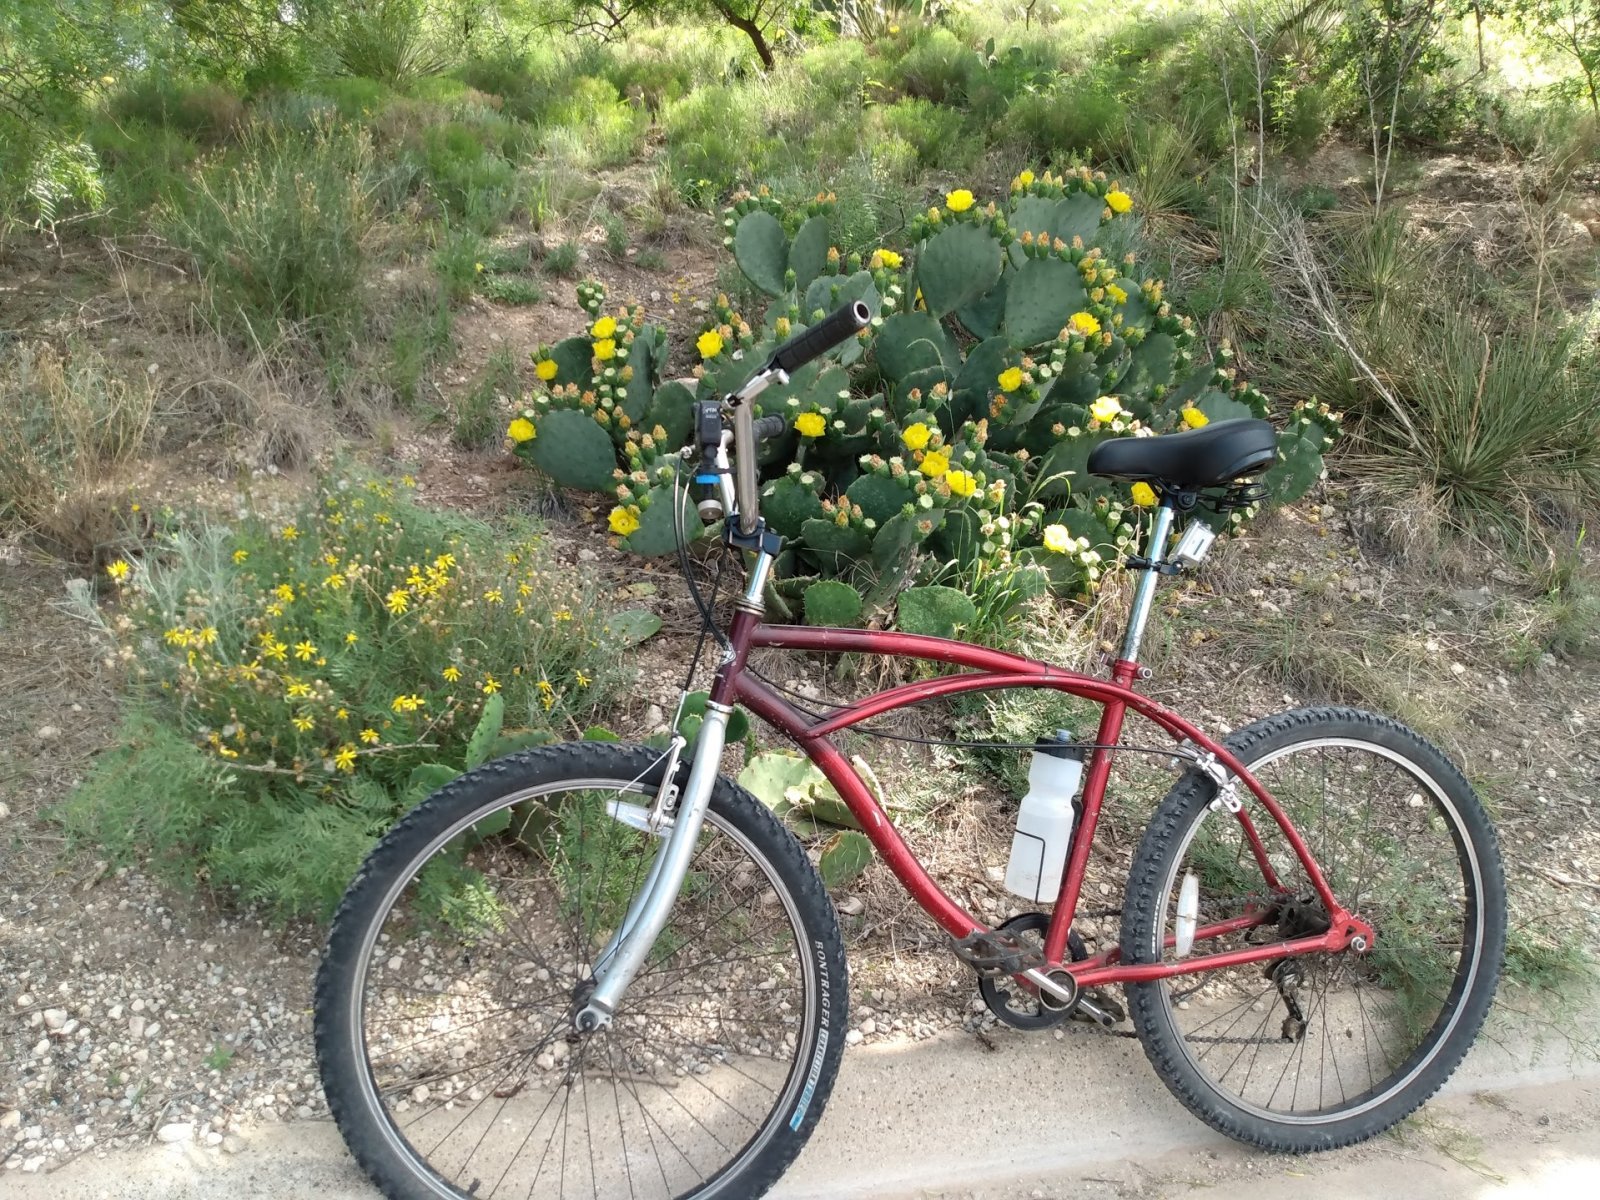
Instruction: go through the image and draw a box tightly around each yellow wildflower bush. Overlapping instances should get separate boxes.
[65,473,628,918]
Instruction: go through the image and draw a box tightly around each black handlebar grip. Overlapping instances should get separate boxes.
[752,414,787,441]
[768,300,872,376]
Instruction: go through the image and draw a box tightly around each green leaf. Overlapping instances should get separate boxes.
[733,209,788,295]
[464,693,505,769]
[803,579,863,627]
[818,830,873,889]
[789,214,831,294]
[896,585,977,638]
[607,609,663,645]
[582,726,621,741]
[408,762,460,804]
[916,223,1003,318]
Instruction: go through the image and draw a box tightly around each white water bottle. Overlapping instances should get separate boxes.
[1003,730,1086,903]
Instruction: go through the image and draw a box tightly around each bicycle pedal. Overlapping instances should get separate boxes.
[951,929,1046,977]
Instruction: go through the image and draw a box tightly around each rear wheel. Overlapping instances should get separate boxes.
[315,742,847,1200]
[1121,707,1505,1151]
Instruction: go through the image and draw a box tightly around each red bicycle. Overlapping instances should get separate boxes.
[315,304,1507,1200]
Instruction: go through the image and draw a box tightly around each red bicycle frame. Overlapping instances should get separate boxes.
[706,597,1372,991]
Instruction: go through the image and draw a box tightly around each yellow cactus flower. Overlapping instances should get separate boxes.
[997,367,1024,393]
[534,358,558,381]
[901,422,931,451]
[1017,169,1035,188]
[1131,481,1159,506]
[590,315,618,339]
[592,338,617,361]
[1106,189,1133,214]
[1042,524,1072,554]
[697,329,724,359]
[945,189,975,213]
[1106,282,1128,305]
[795,412,827,438]
[919,450,950,478]
[1069,312,1101,337]
[1181,407,1209,429]
[869,247,902,269]
[1090,396,1124,423]
[946,469,977,497]
[508,417,536,442]
[106,559,130,582]
[608,506,641,536]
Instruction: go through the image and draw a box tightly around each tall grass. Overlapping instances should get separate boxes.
[163,122,375,348]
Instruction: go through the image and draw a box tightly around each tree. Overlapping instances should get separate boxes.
[555,0,805,69]
[1514,1,1600,113]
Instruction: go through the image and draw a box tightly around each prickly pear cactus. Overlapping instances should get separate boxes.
[506,170,1335,632]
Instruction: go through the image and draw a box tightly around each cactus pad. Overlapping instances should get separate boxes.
[523,408,618,491]
[1003,257,1088,349]
[733,209,789,296]
[917,223,1003,318]
[804,579,864,627]
[896,585,977,638]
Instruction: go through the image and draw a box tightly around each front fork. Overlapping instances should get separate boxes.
[573,706,732,1031]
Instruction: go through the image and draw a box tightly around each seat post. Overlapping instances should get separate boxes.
[1118,500,1176,666]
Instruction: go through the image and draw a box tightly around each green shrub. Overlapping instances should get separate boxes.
[308,75,395,120]
[664,82,776,192]
[541,76,648,169]
[889,27,981,104]
[64,474,624,918]
[414,122,520,230]
[1008,77,1128,163]
[108,77,247,144]
[544,239,580,276]
[162,122,373,348]
[880,98,972,170]
[479,275,543,305]
[455,350,519,449]
[508,176,1334,625]
[332,0,453,88]
[383,286,455,406]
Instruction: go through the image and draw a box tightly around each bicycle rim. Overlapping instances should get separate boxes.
[1150,736,1491,1124]
[345,776,818,1199]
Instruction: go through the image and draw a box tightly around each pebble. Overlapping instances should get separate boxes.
[204,1131,224,1147]
[0,1112,18,1130]
[41,1010,66,1031]
[36,725,61,741]
[845,1029,864,1046]
[222,1135,247,1155]
[128,1015,146,1039]
[157,1123,193,1144]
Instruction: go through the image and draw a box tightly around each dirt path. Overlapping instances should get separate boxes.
[9,998,1597,1200]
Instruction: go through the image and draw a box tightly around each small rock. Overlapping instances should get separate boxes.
[204,1131,223,1147]
[157,1123,193,1144]
[21,1156,44,1173]
[644,704,664,730]
[860,1019,877,1036]
[836,895,865,916]
[0,1111,19,1131]
[844,1029,864,1046]
[41,1009,66,1031]
[221,1135,247,1155]
[36,726,61,742]
[128,1015,146,1039]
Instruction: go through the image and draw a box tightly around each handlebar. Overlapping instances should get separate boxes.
[767,300,872,376]
[692,300,875,538]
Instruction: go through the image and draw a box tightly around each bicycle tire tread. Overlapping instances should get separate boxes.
[314,742,848,1200]
[1119,706,1506,1152]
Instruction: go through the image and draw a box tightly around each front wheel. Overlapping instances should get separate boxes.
[315,742,848,1200]
[1120,707,1506,1151]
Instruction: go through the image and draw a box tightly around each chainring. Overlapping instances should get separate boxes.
[976,912,1089,1030]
